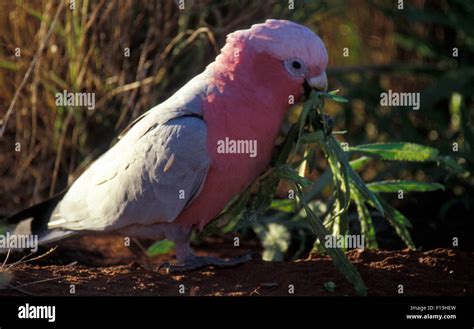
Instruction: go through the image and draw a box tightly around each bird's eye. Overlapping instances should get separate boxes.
[292,61,302,69]
[283,58,308,78]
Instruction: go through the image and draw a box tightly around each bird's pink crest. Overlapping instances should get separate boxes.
[220,19,328,78]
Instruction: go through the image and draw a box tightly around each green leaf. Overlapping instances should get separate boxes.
[277,165,312,188]
[295,185,367,296]
[367,180,445,193]
[306,146,317,173]
[327,137,384,216]
[349,156,372,171]
[378,198,416,250]
[295,94,321,151]
[349,143,439,162]
[147,240,175,256]
[250,176,279,216]
[318,90,349,102]
[210,186,252,232]
[325,137,352,218]
[300,131,325,144]
[350,170,384,217]
[352,189,378,249]
[275,124,298,166]
[270,199,297,213]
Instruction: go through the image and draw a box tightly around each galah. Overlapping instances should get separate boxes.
[6,19,328,271]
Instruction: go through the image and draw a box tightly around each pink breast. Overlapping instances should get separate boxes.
[175,52,302,230]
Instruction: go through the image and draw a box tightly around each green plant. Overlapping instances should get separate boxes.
[200,90,461,295]
[147,240,176,257]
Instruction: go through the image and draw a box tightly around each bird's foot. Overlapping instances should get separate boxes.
[157,251,257,274]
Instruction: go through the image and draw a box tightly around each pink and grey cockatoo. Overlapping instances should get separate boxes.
[7,19,328,271]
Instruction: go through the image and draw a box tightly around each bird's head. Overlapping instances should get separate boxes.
[208,19,328,106]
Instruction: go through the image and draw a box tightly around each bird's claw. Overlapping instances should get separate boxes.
[156,251,258,274]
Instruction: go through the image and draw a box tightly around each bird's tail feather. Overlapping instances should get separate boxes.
[1,192,77,252]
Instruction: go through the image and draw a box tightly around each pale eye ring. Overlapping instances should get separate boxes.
[283,58,308,77]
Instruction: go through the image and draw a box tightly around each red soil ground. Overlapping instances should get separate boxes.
[1,235,472,296]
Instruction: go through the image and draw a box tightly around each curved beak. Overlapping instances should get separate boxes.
[306,71,328,92]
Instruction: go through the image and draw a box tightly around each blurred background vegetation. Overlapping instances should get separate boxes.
[0,0,473,258]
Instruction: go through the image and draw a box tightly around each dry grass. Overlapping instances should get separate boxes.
[0,0,259,212]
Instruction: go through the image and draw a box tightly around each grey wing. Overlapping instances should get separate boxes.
[48,113,210,232]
